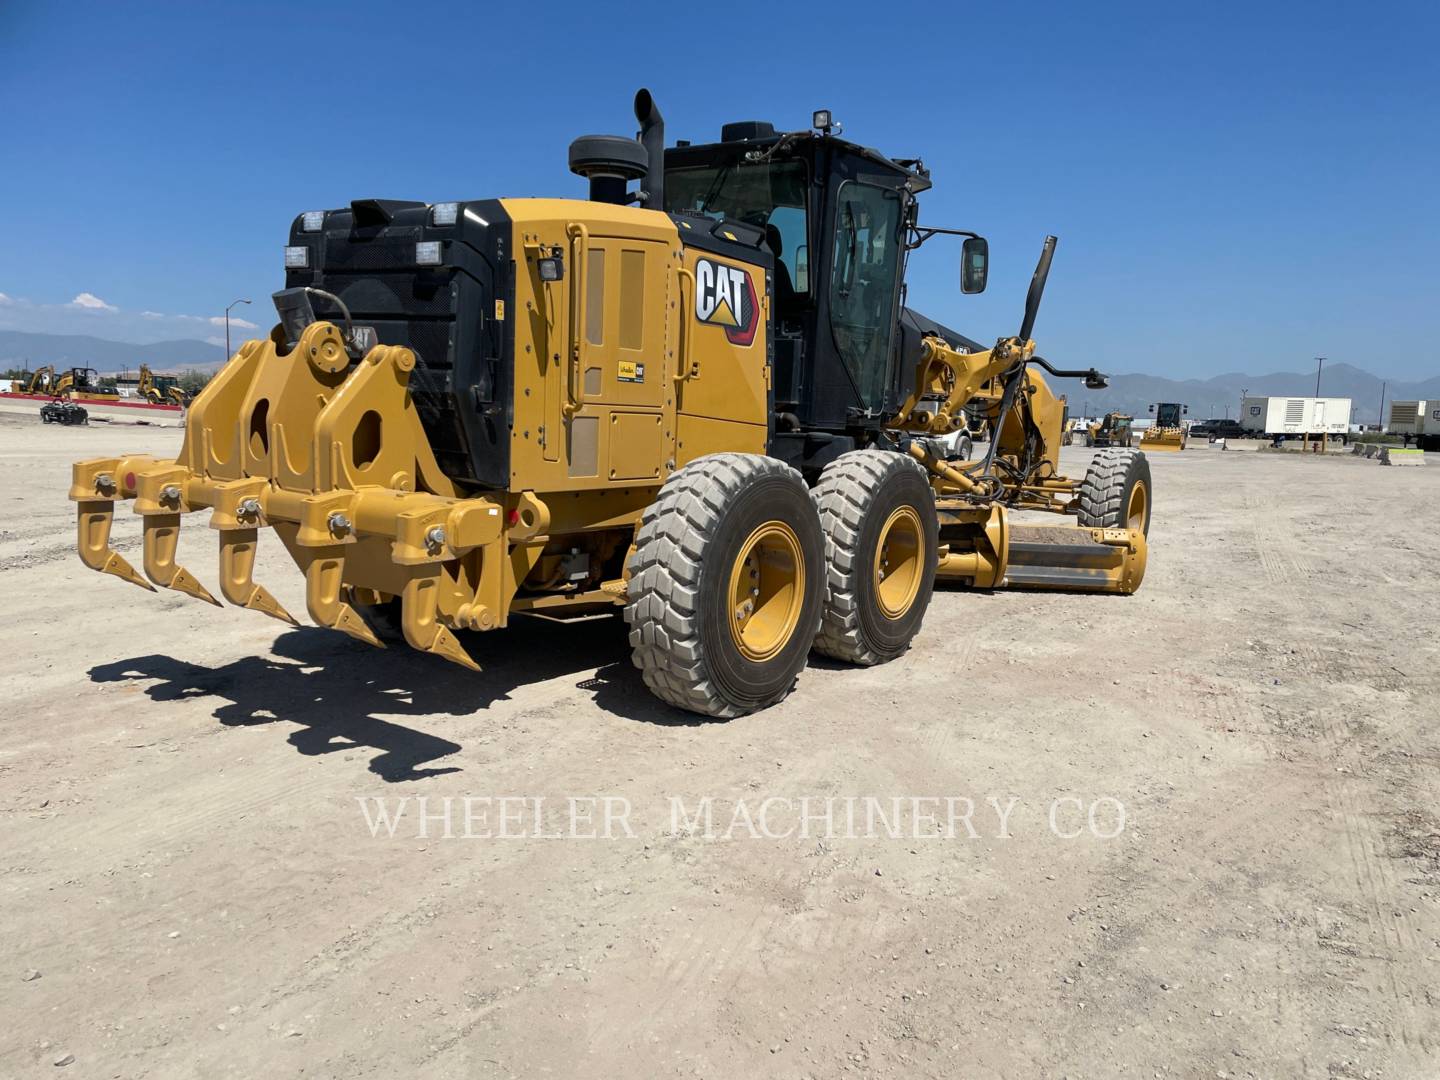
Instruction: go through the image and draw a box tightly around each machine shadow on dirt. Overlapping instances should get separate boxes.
[84,617,672,780]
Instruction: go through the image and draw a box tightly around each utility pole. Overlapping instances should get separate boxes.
[225,298,252,362]
[1314,356,1325,397]
[1378,380,1386,431]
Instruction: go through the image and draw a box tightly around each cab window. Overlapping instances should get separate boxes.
[829,181,903,409]
[665,161,809,298]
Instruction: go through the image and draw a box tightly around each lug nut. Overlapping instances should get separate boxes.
[328,512,352,534]
[238,497,261,518]
[425,525,447,549]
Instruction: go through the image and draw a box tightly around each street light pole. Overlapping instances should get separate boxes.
[1378,380,1387,431]
[1314,356,1325,397]
[225,298,252,361]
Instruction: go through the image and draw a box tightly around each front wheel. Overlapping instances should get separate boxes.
[812,450,939,665]
[626,454,824,718]
[1076,448,1152,535]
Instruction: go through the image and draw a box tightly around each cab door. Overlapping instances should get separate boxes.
[826,179,906,414]
[673,245,770,464]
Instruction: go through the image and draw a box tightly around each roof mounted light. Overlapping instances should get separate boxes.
[812,109,840,135]
[431,202,459,226]
[301,211,326,232]
[284,245,310,269]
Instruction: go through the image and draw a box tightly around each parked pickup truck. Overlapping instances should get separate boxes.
[1188,418,1247,439]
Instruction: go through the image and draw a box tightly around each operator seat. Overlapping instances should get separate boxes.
[764,224,798,313]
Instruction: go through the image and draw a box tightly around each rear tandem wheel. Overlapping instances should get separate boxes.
[811,449,939,666]
[625,453,824,718]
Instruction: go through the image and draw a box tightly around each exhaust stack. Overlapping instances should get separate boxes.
[634,88,664,210]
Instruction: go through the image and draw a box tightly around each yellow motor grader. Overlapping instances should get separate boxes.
[69,91,1152,718]
[1140,402,1189,451]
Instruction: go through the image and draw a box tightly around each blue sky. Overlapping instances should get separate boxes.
[1,0,1436,379]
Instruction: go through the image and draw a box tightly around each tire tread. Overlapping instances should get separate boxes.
[625,453,818,718]
[812,449,934,665]
[1076,447,1150,531]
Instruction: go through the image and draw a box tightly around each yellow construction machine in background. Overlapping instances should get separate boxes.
[11,366,56,394]
[138,364,189,406]
[1140,402,1189,451]
[1083,412,1134,447]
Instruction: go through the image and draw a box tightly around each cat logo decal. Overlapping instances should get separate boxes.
[694,258,758,347]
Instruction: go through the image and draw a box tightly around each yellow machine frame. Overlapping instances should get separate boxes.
[70,198,1147,681]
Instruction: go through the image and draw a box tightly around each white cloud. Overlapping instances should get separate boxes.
[0,290,266,348]
[210,314,258,329]
[70,292,118,312]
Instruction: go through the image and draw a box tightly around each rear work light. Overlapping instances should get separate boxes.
[430,202,458,226]
[284,245,309,269]
[416,241,443,266]
[301,211,325,232]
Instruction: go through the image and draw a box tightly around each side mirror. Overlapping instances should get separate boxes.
[1183,405,1189,415]
[1148,404,1155,413]
[961,236,988,294]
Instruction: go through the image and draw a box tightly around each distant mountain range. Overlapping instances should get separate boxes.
[2,330,1434,426]
[1033,362,1438,426]
[0,330,228,374]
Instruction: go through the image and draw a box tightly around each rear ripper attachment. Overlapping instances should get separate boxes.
[68,318,553,672]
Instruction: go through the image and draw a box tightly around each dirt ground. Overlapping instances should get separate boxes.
[2,413,1438,1079]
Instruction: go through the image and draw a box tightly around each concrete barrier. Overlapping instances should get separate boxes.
[1365,444,1381,458]
[1381,447,1426,466]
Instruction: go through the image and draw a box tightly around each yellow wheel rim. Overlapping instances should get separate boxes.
[1127,481,1149,532]
[873,506,924,620]
[727,520,805,662]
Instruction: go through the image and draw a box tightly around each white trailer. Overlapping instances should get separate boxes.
[1389,400,1440,450]
[1239,396,1352,439]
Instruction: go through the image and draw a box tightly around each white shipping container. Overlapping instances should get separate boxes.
[1387,400,1433,435]
[1239,396,1352,436]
